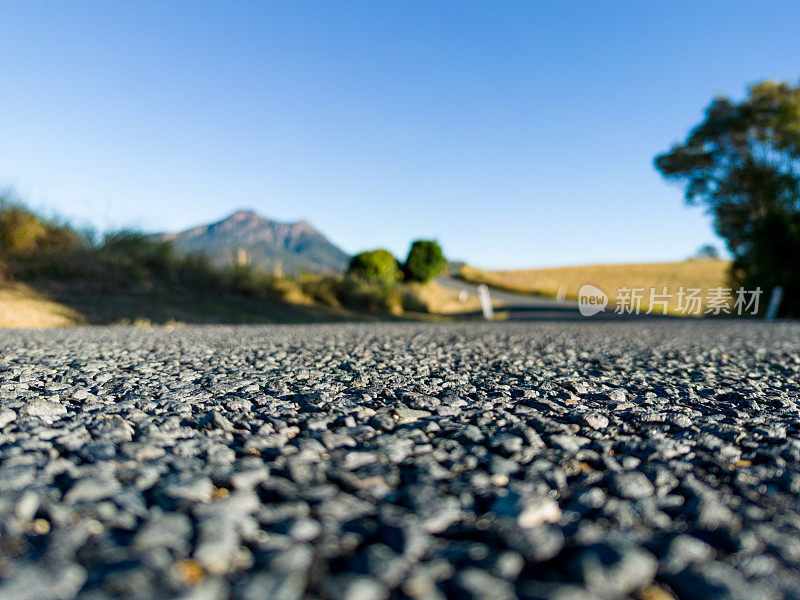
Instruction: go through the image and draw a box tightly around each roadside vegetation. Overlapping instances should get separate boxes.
[0,195,467,326]
[655,80,800,317]
[340,240,464,315]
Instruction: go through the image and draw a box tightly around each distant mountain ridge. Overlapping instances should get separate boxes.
[159,210,349,274]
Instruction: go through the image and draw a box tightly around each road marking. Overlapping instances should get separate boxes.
[478,284,494,320]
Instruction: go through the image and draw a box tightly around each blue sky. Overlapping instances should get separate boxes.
[1,1,798,268]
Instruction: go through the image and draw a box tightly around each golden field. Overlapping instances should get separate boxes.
[459,259,732,315]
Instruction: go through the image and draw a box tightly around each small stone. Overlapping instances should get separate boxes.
[370,413,395,432]
[198,410,233,432]
[164,476,214,503]
[450,568,515,600]
[638,585,678,600]
[493,520,565,562]
[491,492,562,528]
[570,542,657,597]
[321,574,389,600]
[490,433,525,455]
[393,406,431,424]
[21,400,67,418]
[273,517,321,541]
[609,471,655,499]
[133,513,192,553]
[658,535,714,575]
[15,490,39,521]
[267,545,314,573]
[549,434,591,452]
[491,551,524,579]
[64,476,121,503]
[582,412,609,430]
[175,558,206,587]
[0,409,16,428]
[609,389,627,403]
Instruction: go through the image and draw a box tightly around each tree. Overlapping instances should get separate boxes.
[347,249,399,284]
[654,80,800,316]
[404,240,446,283]
[693,244,720,260]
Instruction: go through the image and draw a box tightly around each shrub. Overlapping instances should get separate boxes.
[0,205,47,255]
[98,231,175,286]
[298,273,341,308]
[347,249,399,284]
[0,200,81,257]
[403,240,446,283]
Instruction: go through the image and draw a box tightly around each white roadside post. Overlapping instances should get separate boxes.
[477,284,494,320]
[765,286,783,321]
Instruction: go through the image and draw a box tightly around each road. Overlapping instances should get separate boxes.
[1,321,799,599]
[438,276,598,320]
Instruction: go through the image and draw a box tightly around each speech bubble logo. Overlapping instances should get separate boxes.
[578,284,608,317]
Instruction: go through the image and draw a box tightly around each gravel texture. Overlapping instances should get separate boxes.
[1,321,800,600]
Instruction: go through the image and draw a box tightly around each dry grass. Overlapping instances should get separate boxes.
[460,259,732,315]
[402,281,484,315]
[0,282,83,328]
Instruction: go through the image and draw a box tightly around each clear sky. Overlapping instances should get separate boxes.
[1,1,798,268]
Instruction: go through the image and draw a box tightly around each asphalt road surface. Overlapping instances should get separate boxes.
[1,321,800,600]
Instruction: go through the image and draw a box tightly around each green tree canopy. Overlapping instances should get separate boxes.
[655,80,800,316]
[347,249,399,284]
[403,240,446,283]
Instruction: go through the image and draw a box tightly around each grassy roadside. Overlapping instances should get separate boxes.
[0,276,483,329]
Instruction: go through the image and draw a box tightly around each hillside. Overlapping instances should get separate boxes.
[159,210,349,274]
[459,259,731,314]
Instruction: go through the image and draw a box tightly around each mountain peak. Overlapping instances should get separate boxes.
[160,209,349,274]
[226,209,262,221]
[219,210,312,230]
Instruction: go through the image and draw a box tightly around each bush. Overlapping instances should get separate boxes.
[0,205,47,255]
[298,273,341,308]
[403,240,446,283]
[97,231,176,286]
[0,200,82,256]
[348,249,399,284]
